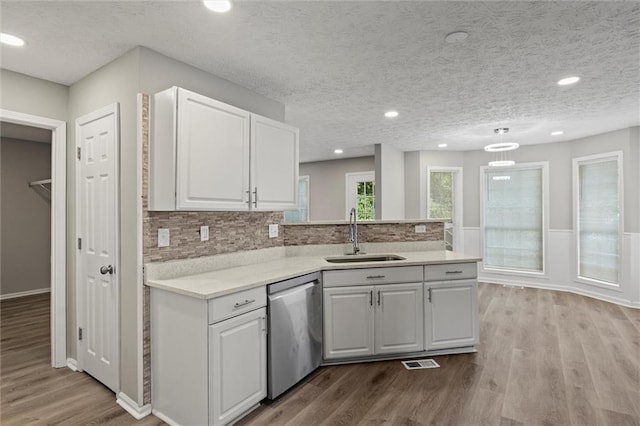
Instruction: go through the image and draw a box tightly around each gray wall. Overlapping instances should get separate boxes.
[404,150,464,219]
[375,143,405,220]
[0,69,68,122]
[138,48,284,122]
[66,46,288,404]
[462,127,640,231]
[300,156,375,221]
[1,138,52,296]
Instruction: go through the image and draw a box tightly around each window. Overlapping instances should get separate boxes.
[284,176,309,223]
[346,171,375,221]
[482,163,546,273]
[428,171,453,220]
[356,180,375,220]
[574,152,622,285]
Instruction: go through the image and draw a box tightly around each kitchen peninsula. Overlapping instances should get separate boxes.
[146,244,481,426]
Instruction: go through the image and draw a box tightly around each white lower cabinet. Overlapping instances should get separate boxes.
[425,280,479,350]
[209,308,267,425]
[375,284,424,355]
[323,283,423,360]
[151,287,267,426]
[323,286,375,359]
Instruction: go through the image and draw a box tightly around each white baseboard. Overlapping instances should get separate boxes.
[152,409,179,426]
[66,358,79,372]
[0,288,50,300]
[116,392,152,420]
[479,276,640,309]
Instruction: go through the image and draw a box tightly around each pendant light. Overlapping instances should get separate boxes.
[485,128,518,167]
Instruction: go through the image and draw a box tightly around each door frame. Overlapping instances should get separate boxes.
[0,109,67,368]
[345,171,375,220]
[425,166,463,252]
[74,103,121,391]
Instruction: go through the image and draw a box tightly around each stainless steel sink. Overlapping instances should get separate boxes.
[324,254,406,263]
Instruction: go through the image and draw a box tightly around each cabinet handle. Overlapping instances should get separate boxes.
[369,290,373,306]
[377,290,381,307]
[366,275,386,280]
[445,270,463,274]
[428,288,432,303]
[253,187,258,208]
[246,190,252,206]
[233,299,256,308]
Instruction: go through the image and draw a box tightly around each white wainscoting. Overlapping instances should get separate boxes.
[462,228,640,308]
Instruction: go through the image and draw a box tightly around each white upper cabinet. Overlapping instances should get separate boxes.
[251,114,299,211]
[149,87,298,211]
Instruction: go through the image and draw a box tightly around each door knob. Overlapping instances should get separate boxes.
[100,265,114,275]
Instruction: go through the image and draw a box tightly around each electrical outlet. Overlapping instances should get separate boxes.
[158,228,170,247]
[415,225,427,233]
[268,224,279,238]
[200,226,209,242]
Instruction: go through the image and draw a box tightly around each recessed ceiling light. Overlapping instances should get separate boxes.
[203,0,232,13]
[444,31,469,43]
[334,149,343,154]
[551,131,564,136]
[557,76,580,86]
[384,111,399,118]
[438,143,448,148]
[0,33,25,47]
[494,127,509,135]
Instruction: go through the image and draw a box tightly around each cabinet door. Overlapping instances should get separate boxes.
[375,283,424,355]
[425,280,479,351]
[177,89,251,210]
[323,286,374,360]
[251,114,299,211]
[209,308,266,426]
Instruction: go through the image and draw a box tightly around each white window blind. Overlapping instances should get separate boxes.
[576,155,621,284]
[483,166,544,272]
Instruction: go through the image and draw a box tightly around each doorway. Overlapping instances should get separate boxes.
[0,109,66,368]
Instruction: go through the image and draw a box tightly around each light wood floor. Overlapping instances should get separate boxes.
[2,285,638,425]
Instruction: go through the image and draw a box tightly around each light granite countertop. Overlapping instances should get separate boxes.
[146,250,481,300]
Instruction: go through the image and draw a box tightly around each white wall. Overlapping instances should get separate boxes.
[300,156,374,221]
[1,137,52,297]
[375,143,405,220]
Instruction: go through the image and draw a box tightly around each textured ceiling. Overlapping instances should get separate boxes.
[1,1,639,162]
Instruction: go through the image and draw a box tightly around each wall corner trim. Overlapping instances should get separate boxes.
[116,392,152,420]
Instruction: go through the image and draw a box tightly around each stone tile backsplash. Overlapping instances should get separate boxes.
[283,222,444,246]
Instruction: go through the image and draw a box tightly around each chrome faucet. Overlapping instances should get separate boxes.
[349,207,360,255]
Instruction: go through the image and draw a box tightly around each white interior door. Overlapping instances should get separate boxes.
[76,104,119,392]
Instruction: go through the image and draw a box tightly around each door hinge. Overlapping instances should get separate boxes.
[77,238,82,250]
[78,327,83,341]
[77,147,81,160]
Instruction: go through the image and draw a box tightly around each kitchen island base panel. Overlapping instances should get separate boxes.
[319,346,477,366]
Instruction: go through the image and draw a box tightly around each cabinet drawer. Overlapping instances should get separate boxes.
[323,266,423,288]
[424,262,477,282]
[208,287,266,324]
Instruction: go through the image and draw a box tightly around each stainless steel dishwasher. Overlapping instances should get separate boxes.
[267,272,322,399]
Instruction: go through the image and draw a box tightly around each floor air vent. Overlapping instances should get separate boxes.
[401,359,440,370]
